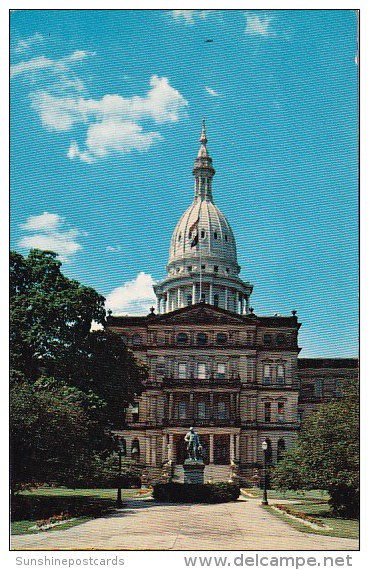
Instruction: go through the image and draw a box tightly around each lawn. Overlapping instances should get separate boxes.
[11,486,146,535]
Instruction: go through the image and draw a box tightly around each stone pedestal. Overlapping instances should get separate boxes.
[183,459,205,484]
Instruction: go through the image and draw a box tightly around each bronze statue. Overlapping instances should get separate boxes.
[184,427,202,461]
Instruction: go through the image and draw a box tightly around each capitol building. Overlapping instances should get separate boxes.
[107,121,357,484]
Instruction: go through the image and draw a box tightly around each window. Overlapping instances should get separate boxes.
[214,265,219,272]
[197,363,206,379]
[132,403,139,422]
[164,330,172,344]
[264,402,271,422]
[225,234,228,242]
[216,362,226,379]
[263,334,272,346]
[214,232,218,240]
[131,438,140,460]
[277,402,285,422]
[201,264,206,270]
[314,379,323,398]
[276,364,285,384]
[188,232,192,239]
[187,265,192,272]
[178,233,182,241]
[226,268,230,274]
[263,364,272,385]
[277,439,286,462]
[132,334,142,346]
[216,332,227,344]
[187,294,192,306]
[178,363,187,379]
[276,333,285,346]
[214,294,219,307]
[197,400,207,419]
[178,401,187,419]
[176,332,188,344]
[121,334,128,345]
[335,379,343,397]
[216,401,228,419]
[196,332,208,345]
[201,230,205,239]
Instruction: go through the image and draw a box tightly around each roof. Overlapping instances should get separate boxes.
[298,358,358,369]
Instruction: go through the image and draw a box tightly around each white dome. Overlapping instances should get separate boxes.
[168,198,238,267]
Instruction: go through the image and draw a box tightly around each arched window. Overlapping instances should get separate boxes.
[131,438,140,460]
[214,232,218,240]
[216,332,227,344]
[196,332,208,346]
[265,438,273,464]
[277,439,286,462]
[178,400,187,419]
[132,334,142,346]
[197,400,207,419]
[176,332,189,344]
[178,233,182,242]
[225,234,228,242]
[201,230,205,239]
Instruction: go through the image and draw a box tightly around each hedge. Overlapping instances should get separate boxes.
[152,482,240,503]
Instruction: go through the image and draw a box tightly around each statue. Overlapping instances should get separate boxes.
[184,427,202,461]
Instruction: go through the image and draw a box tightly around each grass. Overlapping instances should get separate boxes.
[11,486,144,536]
[242,488,330,501]
[263,501,358,540]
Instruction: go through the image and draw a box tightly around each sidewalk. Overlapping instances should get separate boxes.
[11,497,359,551]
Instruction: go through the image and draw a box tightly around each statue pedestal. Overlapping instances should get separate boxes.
[183,459,205,484]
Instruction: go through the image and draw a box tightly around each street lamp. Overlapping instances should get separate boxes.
[261,440,269,506]
[116,437,126,508]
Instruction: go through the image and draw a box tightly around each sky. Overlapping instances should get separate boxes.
[10,9,358,357]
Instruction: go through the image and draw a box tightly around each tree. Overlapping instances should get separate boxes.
[272,377,359,517]
[10,249,147,488]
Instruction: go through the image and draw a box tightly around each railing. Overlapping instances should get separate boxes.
[162,417,241,427]
[162,377,241,387]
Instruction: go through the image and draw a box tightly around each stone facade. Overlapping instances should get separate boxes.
[106,121,358,485]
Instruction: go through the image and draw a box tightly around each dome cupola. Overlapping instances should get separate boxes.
[154,120,253,314]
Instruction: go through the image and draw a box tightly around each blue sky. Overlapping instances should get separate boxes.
[10,9,358,357]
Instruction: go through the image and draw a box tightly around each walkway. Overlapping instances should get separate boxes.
[11,497,359,551]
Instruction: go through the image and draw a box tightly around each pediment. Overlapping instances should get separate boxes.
[154,303,246,325]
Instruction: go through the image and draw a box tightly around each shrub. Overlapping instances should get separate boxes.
[152,482,240,503]
[328,484,359,519]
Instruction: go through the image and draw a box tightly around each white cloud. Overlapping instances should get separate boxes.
[105,272,156,315]
[245,14,274,37]
[106,245,121,252]
[18,212,85,262]
[31,75,187,163]
[10,49,95,79]
[14,32,45,54]
[205,86,220,97]
[171,10,211,25]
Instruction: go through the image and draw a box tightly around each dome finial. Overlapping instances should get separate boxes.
[200,117,207,145]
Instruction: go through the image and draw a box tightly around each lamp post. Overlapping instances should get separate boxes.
[261,440,269,506]
[116,437,125,508]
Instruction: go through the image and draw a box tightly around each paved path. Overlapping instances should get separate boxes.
[11,497,359,551]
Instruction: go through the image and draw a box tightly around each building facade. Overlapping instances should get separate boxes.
[106,122,358,485]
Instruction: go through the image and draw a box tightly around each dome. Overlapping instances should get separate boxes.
[168,198,238,268]
[154,119,253,315]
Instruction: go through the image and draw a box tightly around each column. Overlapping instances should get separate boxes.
[177,288,181,310]
[209,282,213,305]
[169,434,174,461]
[209,393,214,419]
[230,393,235,418]
[209,434,214,463]
[245,295,249,314]
[152,436,157,466]
[162,434,168,462]
[235,434,240,460]
[190,393,194,420]
[230,433,235,461]
[225,287,228,310]
[145,436,151,465]
[240,296,244,315]
[192,282,196,305]
[169,393,174,420]
[167,290,171,312]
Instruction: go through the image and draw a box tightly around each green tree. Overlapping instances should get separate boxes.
[10,249,147,488]
[272,378,359,517]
